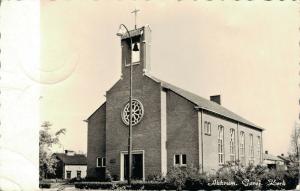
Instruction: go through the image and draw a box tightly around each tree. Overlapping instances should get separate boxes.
[288,122,300,164]
[39,121,66,179]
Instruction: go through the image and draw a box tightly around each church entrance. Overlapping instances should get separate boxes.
[120,150,144,181]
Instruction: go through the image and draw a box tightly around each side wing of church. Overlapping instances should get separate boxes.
[85,25,264,181]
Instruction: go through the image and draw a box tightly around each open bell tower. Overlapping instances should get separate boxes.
[118,25,152,79]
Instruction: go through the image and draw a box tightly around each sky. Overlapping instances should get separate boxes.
[40,1,299,156]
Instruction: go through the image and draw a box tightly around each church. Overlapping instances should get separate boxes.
[85,25,264,181]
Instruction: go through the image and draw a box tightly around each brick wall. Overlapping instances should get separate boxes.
[166,91,199,170]
[87,103,106,178]
[106,74,162,180]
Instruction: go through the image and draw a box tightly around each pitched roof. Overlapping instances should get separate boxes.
[264,153,284,161]
[54,153,87,165]
[86,102,106,121]
[147,74,263,130]
[277,155,291,162]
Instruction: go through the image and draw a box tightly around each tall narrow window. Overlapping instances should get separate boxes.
[204,121,211,135]
[240,131,245,166]
[218,125,224,165]
[229,128,235,161]
[249,134,254,164]
[174,155,180,165]
[257,136,261,163]
[182,154,187,165]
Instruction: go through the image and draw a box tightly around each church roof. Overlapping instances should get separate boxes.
[147,75,263,131]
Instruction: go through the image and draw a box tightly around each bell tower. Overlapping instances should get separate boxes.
[117,25,152,79]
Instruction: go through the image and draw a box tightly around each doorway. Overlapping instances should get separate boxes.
[120,150,144,181]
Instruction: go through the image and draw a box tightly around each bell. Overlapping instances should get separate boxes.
[132,42,139,51]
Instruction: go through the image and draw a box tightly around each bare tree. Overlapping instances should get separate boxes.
[289,122,300,163]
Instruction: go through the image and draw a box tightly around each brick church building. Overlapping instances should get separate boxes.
[86,25,264,181]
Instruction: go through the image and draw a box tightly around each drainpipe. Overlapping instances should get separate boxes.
[200,108,204,173]
[261,131,263,163]
[237,122,240,169]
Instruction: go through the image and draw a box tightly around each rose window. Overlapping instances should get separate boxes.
[121,99,144,126]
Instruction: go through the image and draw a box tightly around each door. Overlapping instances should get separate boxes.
[66,171,71,179]
[123,153,143,180]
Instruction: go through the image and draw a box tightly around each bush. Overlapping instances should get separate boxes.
[75,182,113,189]
[74,164,299,190]
[284,168,298,190]
[74,181,166,190]
[39,182,51,188]
[260,168,287,190]
[105,169,113,182]
[166,165,207,190]
[146,173,165,182]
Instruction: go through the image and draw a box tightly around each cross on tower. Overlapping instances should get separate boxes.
[131,8,140,29]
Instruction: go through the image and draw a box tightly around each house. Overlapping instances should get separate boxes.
[53,150,87,179]
[277,153,292,168]
[263,151,286,170]
[85,25,264,181]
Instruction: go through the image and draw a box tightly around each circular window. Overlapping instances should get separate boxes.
[121,99,144,126]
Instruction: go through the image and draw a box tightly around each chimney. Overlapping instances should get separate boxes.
[65,150,75,156]
[265,150,268,154]
[210,95,221,105]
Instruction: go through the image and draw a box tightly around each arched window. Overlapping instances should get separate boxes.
[229,128,235,161]
[257,136,261,163]
[249,134,254,164]
[218,125,224,165]
[239,131,245,165]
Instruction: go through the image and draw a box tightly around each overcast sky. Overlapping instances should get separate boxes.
[40,1,299,156]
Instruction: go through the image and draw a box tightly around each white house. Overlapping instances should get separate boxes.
[53,150,87,179]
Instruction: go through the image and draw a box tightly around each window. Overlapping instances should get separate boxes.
[249,134,254,164]
[102,157,106,167]
[229,128,235,161]
[175,155,180,165]
[257,136,261,163]
[131,42,140,63]
[66,171,71,179]
[204,121,211,135]
[174,154,187,166]
[96,157,106,167]
[218,125,224,165]
[239,131,245,165]
[77,171,81,178]
[182,154,187,165]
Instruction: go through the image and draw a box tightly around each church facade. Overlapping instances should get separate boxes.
[86,25,264,181]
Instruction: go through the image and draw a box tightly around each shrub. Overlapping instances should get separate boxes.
[146,173,165,182]
[105,169,113,182]
[260,168,287,190]
[284,168,298,190]
[74,181,166,190]
[166,166,188,190]
[74,182,113,189]
[39,182,51,188]
[166,165,206,190]
[206,162,267,190]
